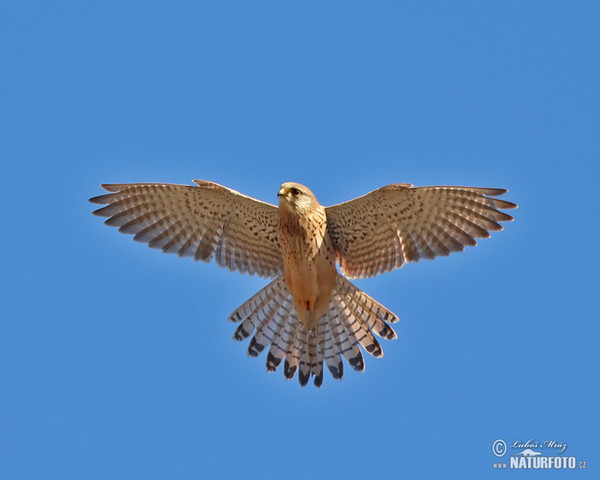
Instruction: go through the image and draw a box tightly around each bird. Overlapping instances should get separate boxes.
[90,180,517,387]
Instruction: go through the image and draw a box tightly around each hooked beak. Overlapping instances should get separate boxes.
[277,187,287,198]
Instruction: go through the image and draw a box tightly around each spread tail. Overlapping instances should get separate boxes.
[229,274,398,387]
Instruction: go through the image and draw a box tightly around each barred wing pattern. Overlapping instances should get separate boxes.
[90,181,283,278]
[230,273,398,387]
[326,184,517,279]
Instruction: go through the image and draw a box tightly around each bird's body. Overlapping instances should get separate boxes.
[90,179,517,387]
[278,182,336,331]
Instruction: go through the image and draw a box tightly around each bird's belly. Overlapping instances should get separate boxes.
[284,254,336,332]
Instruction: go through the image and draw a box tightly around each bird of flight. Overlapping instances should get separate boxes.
[90,180,516,387]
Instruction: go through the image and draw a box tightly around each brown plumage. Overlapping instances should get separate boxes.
[90,180,517,387]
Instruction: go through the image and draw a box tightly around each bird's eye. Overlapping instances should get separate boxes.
[291,188,301,196]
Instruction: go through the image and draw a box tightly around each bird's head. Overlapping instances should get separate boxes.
[277,182,319,215]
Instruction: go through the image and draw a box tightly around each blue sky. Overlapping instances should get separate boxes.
[2,1,598,478]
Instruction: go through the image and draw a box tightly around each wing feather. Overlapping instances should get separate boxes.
[326,184,517,279]
[90,180,283,278]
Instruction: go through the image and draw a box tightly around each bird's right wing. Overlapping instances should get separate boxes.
[326,184,517,279]
[90,180,283,278]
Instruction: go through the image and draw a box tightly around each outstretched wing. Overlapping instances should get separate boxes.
[90,180,283,278]
[326,184,517,279]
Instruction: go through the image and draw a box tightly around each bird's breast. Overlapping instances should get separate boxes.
[278,208,337,330]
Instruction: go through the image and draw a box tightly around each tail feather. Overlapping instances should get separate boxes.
[230,277,285,341]
[229,274,398,387]
[318,314,344,380]
[339,302,383,358]
[265,309,289,371]
[298,329,320,387]
[323,332,344,379]
[284,319,303,380]
[266,310,294,372]
[326,303,365,372]
[307,328,323,387]
[338,276,399,340]
[229,278,281,323]
[247,291,291,357]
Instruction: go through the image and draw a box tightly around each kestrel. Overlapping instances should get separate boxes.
[90,180,516,387]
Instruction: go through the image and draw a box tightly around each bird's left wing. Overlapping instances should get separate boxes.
[326,184,517,279]
[90,180,283,278]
